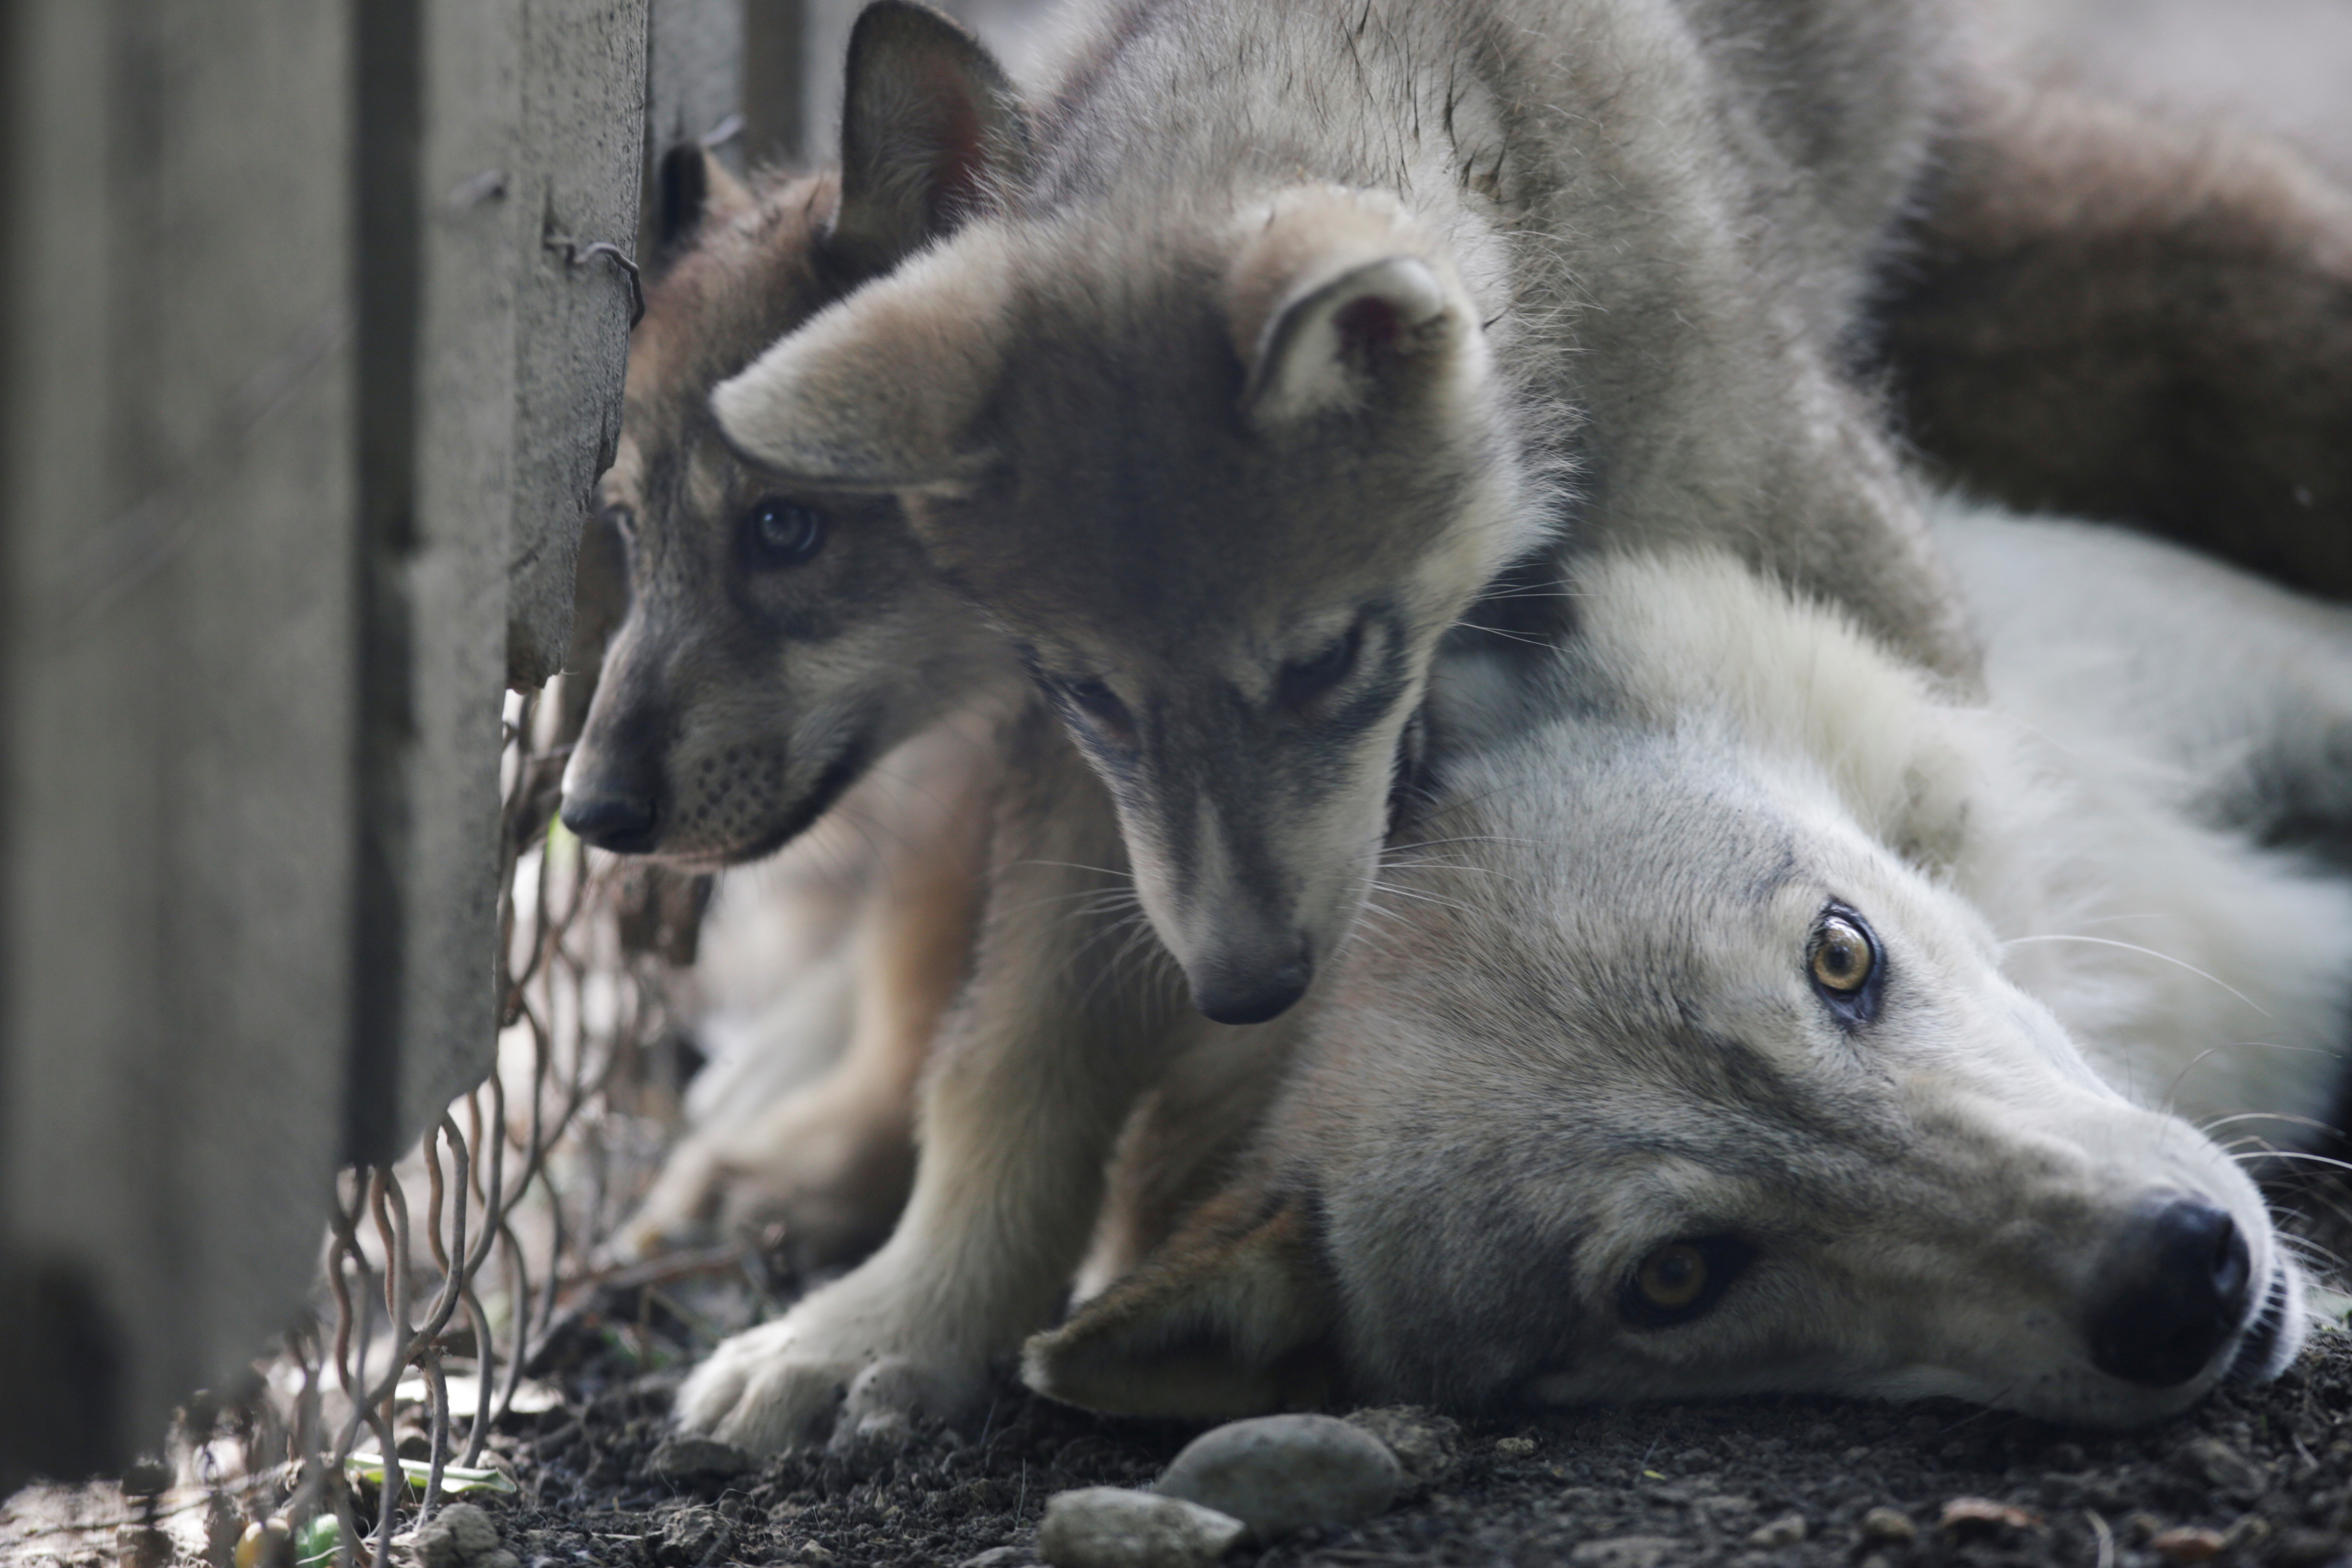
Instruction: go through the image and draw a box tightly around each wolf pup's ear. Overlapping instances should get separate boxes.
[828,0,1032,281]
[1022,1185,1340,1419]
[1229,188,1477,428]
[712,234,1009,488]
[653,143,754,270]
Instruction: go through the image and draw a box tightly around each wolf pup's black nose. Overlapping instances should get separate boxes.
[2087,1195,2253,1388]
[1193,946,1314,1026]
[560,790,660,855]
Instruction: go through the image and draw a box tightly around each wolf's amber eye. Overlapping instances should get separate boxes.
[1808,913,1873,994]
[1637,1244,1708,1310]
[1620,1236,1753,1328]
[743,497,826,567]
[1277,620,1363,709]
[1060,678,1137,746]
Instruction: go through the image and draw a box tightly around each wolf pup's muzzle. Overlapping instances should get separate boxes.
[1189,934,1314,1025]
[560,786,662,855]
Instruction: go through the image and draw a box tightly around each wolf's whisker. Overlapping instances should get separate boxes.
[2204,1110,2342,1136]
[2239,1149,2352,1174]
[2002,934,2268,1016]
[1453,622,1553,647]
[1007,858,1138,881]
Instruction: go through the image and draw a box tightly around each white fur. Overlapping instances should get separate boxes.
[1029,505,2342,1430]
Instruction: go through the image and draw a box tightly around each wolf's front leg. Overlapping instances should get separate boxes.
[674,715,1180,1453]
[619,739,993,1270]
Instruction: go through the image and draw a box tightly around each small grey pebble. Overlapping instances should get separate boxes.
[1746,1512,1807,1548]
[796,1546,836,1567]
[1038,1488,1246,1568]
[1860,1507,1915,1544]
[647,1435,754,1483]
[1156,1414,1402,1541]
[1344,1408,1461,1489]
[414,1504,518,1568]
[655,1507,726,1568]
[1493,1436,1537,1459]
[2184,1436,2266,1499]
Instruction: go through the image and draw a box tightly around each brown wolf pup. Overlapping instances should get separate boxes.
[559,1,1031,1266]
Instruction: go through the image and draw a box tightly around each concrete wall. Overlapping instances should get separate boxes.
[0,0,650,1483]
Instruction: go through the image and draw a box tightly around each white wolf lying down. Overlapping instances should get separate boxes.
[1020,503,2351,1429]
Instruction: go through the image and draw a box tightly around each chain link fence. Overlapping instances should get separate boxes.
[6,684,707,1568]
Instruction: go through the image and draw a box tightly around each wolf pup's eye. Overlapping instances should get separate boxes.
[1621,1237,1753,1328]
[742,497,826,567]
[1806,905,1883,1025]
[1277,619,1363,710]
[1058,678,1137,748]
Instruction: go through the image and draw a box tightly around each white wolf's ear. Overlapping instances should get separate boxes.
[1022,1185,1340,1419]
[1228,189,1474,427]
[827,0,1031,280]
[651,143,754,270]
[712,236,1009,488]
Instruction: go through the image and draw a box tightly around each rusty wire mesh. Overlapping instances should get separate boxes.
[146,684,702,1568]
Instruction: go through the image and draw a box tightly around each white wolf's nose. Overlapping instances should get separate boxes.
[2085,1194,2253,1388]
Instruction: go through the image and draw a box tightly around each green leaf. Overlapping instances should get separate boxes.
[344,1453,518,1496]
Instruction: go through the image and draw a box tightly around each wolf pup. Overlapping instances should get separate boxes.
[559,2,1031,1263]
[1028,503,2349,1429]
[711,0,1981,1027]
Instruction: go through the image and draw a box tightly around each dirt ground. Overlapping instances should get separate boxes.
[422,1264,2349,1568]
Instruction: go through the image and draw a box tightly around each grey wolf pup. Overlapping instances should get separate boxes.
[711,0,1982,1027]
[1025,503,2350,1430]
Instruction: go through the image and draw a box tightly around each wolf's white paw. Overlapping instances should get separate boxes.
[673,1272,988,1454]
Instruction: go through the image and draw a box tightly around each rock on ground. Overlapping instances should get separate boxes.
[1155,1413,1403,1541]
[412,1503,519,1568]
[1037,1486,1247,1568]
[1344,1408,1461,1492]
